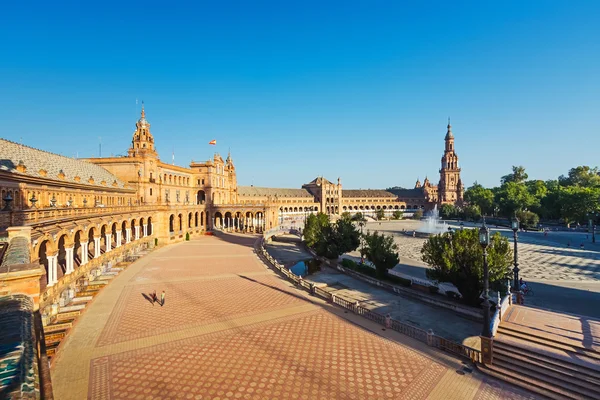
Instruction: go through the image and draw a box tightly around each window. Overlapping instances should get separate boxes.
[150,188,153,196]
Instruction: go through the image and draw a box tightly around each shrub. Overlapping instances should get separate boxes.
[428,285,440,294]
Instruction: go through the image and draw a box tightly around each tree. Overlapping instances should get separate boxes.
[501,165,528,185]
[322,218,361,259]
[440,204,458,219]
[421,229,512,306]
[353,212,368,257]
[516,210,539,228]
[340,211,353,221]
[464,182,495,215]
[463,204,482,221]
[413,209,423,220]
[558,186,600,225]
[303,213,329,248]
[363,231,399,279]
[392,210,404,220]
[495,181,537,217]
[375,209,385,220]
[559,166,600,188]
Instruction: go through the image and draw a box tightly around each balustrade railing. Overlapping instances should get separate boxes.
[258,229,482,365]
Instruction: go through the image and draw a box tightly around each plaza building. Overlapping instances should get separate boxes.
[1,107,466,307]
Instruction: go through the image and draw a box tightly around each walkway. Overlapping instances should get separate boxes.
[51,234,537,399]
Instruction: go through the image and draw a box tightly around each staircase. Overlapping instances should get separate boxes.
[481,321,600,399]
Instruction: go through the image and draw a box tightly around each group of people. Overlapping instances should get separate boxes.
[150,290,166,306]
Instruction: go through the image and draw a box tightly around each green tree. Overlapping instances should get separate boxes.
[340,211,353,221]
[375,209,385,220]
[413,209,423,220]
[440,204,458,219]
[303,213,330,248]
[421,229,512,306]
[539,180,562,220]
[464,182,495,215]
[558,186,600,225]
[495,181,537,217]
[322,218,361,259]
[392,210,404,220]
[516,210,539,228]
[558,166,600,188]
[501,165,528,185]
[463,204,482,221]
[363,231,399,279]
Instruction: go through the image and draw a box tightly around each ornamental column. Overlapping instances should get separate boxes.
[105,233,112,252]
[151,223,154,235]
[94,236,101,258]
[126,228,131,243]
[47,253,58,286]
[65,246,74,274]
[135,225,140,240]
[116,231,122,248]
[80,241,89,265]
[143,224,148,237]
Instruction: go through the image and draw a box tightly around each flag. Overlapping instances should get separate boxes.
[209,139,217,145]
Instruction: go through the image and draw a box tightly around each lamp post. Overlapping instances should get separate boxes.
[511,217,520,289]
[588,212,598,244]
[479,221,492,338]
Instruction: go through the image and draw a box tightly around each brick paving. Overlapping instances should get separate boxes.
[50,234,540,399]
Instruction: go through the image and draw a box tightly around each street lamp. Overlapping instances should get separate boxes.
[479,221,492,338]
[588,212,598,244]
[511,217,520,289]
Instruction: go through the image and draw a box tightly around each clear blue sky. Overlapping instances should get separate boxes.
[1,1,598,189]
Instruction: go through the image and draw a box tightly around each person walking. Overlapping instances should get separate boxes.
[160,290,166,307]
[151,290,157,305]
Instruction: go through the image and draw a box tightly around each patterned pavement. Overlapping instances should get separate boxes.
[50,233,540,399]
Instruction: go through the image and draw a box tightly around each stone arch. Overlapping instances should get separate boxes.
[197,190,206,205]
[224,211,233,229]
[130,219,137,241]
[73,229,84,267]
[188,212,193,228]
[57,234,69,280]
[195,211,199,227]
[169,214,175,233]
[147,217,153,235]
[100,225,108,253]
[214,211,223,228]
[178,214,183,231]
[38,239,51,288]
[121,221,128,244]
[139,217,145,237]
[111,222,118,246]
[87,227,96,260]
[400,205,405,210]
[201,211,205,228]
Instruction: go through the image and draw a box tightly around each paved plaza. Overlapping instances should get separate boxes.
[353,220,600,318]
[50,234,537,399]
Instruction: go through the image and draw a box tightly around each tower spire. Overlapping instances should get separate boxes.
[445,117,453,140]
[141,101,145,118]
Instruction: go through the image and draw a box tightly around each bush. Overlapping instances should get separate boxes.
[185,232,190,241]
[428,285,440,294]
[446,291,461,300]
[413,210,423,220]
[341,258,357,270]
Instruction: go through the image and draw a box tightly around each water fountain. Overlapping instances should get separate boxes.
[414,204,449,237]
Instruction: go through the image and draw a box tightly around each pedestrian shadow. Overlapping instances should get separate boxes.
[141,293,155,305]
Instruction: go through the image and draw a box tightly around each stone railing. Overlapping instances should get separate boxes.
[491,293,512,337]
[257,231,482,364]
[0,204,161,229]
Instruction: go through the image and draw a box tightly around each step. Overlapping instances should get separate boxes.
[494,345,600,384]
[55,311,81,322]
[500,322,599,353]
[43,322,72,333]
[494,340,600,381]
[44,333,65,346]
[497,327,600,362]
[76,289,100,296]
[479,362,583,400]
[88,280,109,286]
[71,296,93,304]
[59,304,86,313]
[494,353,600,397]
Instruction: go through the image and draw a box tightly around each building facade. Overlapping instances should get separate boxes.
[0,107,464,317]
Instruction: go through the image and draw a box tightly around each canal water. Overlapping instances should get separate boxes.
[289,259,321,277]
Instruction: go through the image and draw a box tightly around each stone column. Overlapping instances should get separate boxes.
[105,233,112,252]
[65,247,74,274]
[151,223,154,235]
[47,254,58,286]
[81,241,89,265]
[94,237,101,258]
[126,228,131,243]
[143,224,148,237]
[135,225,140,240]
[116,231,122,248]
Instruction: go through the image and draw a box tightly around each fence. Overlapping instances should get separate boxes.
[258,230,482,364]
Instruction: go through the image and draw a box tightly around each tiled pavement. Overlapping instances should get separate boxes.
[50,234,540,399]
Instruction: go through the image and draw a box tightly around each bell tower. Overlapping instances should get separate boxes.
[128,103,157,157]
[438,119,463,204]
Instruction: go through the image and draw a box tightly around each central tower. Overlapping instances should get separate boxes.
[128,103,157,157]
[438,120,464,205]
